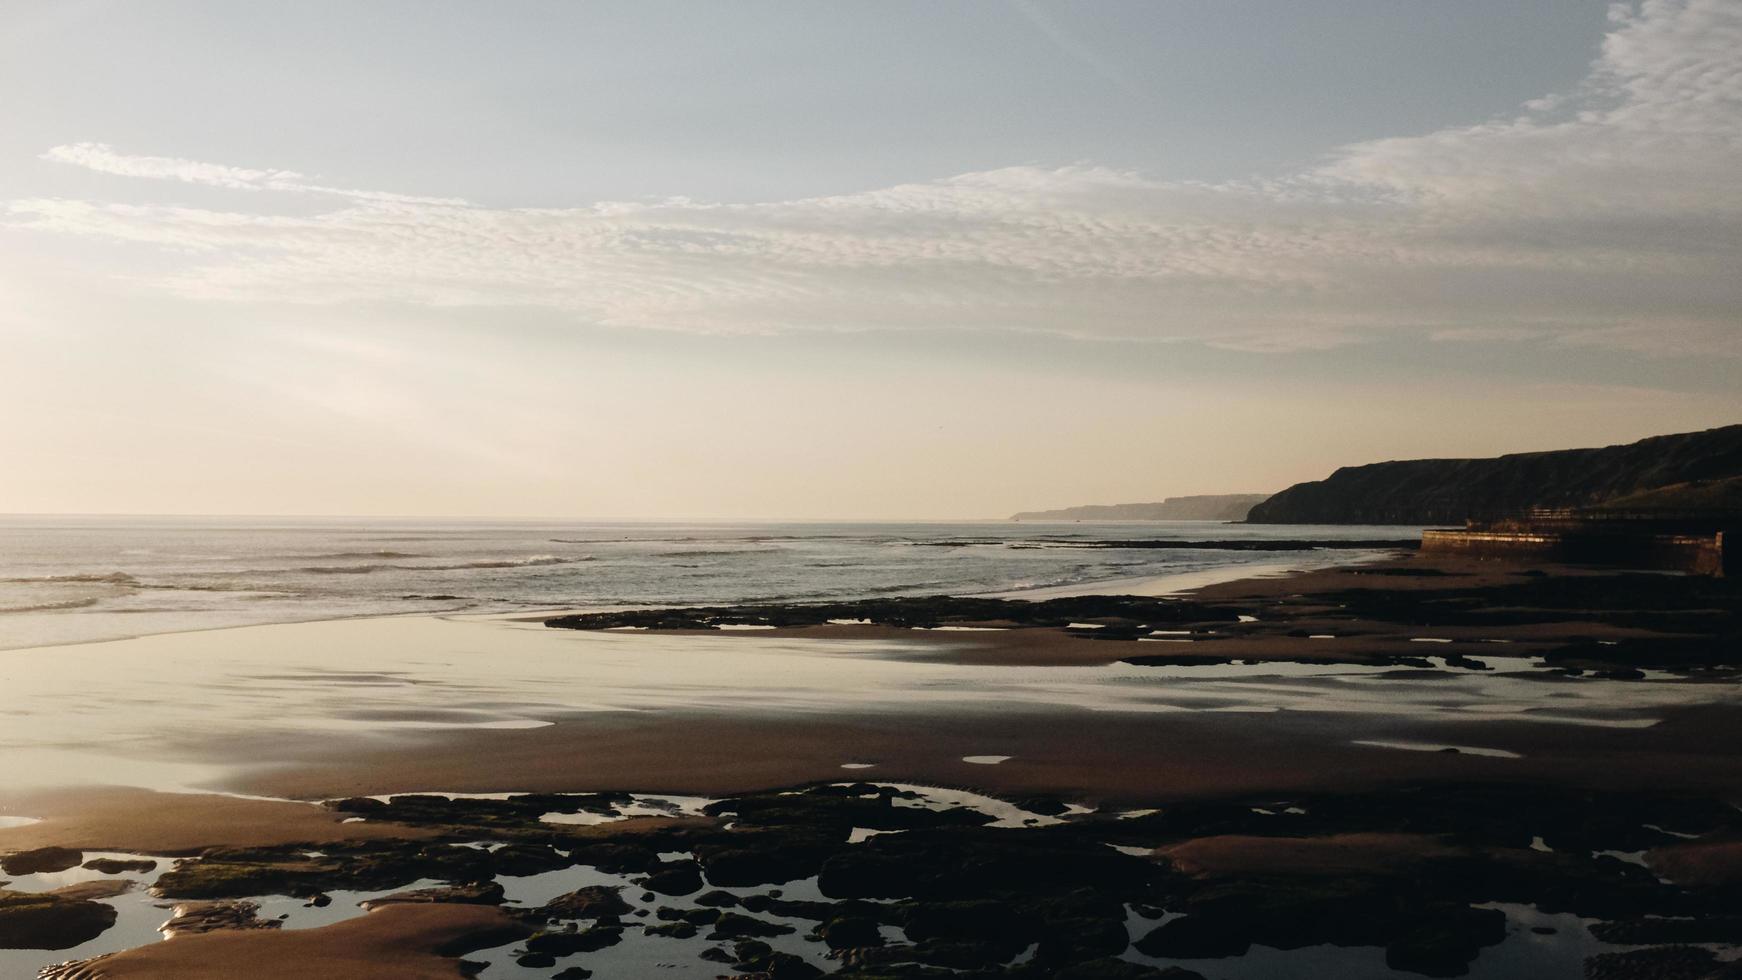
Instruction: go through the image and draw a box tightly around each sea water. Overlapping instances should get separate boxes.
[0,516,1418,650]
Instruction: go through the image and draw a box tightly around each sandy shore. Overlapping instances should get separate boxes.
[4,551,1738,978]
[3,552,1736,847]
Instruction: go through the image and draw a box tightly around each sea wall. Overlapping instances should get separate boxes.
[1421,528,1726,576]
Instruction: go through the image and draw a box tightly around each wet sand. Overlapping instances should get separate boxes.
[3,553,1738,840]
[38,902,527,980]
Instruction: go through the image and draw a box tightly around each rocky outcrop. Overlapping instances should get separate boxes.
[1013,494,1271,522]
[0,887,118,949]
[1247,424,1742,524]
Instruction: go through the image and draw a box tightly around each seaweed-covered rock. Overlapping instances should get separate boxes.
[709,912,797,940]
[542,885,632,920]
[151,841,496,899]
[1037,962,1208,980]
[1584,945,1722,980]
[161,900,281,937]
[1384,907,1508,977]
[360,880,504,908]
[656,905,721,925]
[525,923,624,955]
[1,847,83,876]
[816,914,884,949]
[0,887,118,949]
[643,860,703,895]
[82,858,157,875]
[695,888,742,907]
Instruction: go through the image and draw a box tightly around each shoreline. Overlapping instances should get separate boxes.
[5,550,1739,979]
[0,531,1413,654]
[4,550,1736,836]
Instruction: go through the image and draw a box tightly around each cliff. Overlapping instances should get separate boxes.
[1246,424,1742,525]
[1012,494,1271,522]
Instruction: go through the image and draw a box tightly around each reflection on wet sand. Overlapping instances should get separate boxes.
[0,612,1727,796]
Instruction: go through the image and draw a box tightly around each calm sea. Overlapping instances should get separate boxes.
[0,516,1420,650]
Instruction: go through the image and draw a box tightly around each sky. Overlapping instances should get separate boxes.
[1,0,1738,520]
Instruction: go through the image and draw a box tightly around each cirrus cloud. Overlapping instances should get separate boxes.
[9,0,1740,354]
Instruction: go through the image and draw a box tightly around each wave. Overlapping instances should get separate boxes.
[0,596,103,613]
[301,551,427,560]
[0,571,139,585]
[297,555,593,575]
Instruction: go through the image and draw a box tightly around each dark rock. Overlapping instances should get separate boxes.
[541,885,632,920]
[1012,796,1071,816]
[1041,961,1208,980]
[515,950,556,968]
[552,969,594,980]
[489,843,570,877]
[1384,907,1508,977]
[708,911,796,940]
[548,594,1238,633]
[362,880,505,908]
[160,899,281,937]
[1590,916,1742,945]
[1584,946,1720,980]
[565,842,660,874]
[1134,914,1252,959]
[816,914,883,949]
[695,888,742,907]
[151,841,496,899]
[655,906,720,925]
[525,924,623,955]
[1,847,83,876]
[644,861,703,895]
[0,888,118,949]
[81,858,156,875]
[732,939,774,962]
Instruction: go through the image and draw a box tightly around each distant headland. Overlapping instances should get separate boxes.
[1010,494,1271,522]
[1247,424,1742,525]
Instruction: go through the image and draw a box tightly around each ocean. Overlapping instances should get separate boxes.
[0,516,1420,650]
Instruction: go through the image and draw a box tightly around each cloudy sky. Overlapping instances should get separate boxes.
[2,0,1738,519]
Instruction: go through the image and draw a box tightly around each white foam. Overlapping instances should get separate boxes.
[1351,739,1520,759]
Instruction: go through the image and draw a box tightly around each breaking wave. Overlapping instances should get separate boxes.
[0,571,139,585]
[0,597,103,614]
[297,555,593,575]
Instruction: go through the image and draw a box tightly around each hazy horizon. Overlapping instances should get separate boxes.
[4,1,1738,520]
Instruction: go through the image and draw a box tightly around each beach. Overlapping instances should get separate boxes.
[3,548,1740,978]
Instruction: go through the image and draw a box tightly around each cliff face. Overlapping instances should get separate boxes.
[1012,494,1271,522]
[1246,425,1742,525]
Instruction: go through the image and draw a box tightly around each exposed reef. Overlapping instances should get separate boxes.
[19,781,1742,978]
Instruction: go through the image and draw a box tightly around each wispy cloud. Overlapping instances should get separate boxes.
[41,142,468,206]
[12,0,1741,354]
